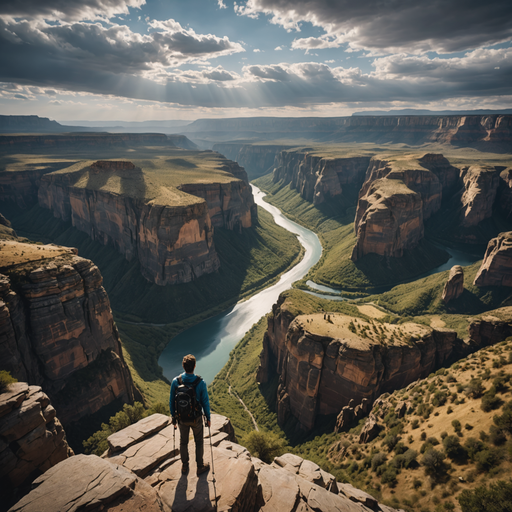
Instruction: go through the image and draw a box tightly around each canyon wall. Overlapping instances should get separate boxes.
[186,115,512,149]
[0,170,54,209]
[213,143,291,179]
[272,149,370,205]
[474,232,512,287]
[351,178,424,261]
[37,161,221,285]
[0,382,73,504]
[257,294,496,432]
[0,241,136,426]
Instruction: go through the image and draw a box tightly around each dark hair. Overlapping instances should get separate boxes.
[182,354,196,373]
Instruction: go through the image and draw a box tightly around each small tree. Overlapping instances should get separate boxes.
[422,448,446,477]
[243,430,287,463]
[458,481,512,512]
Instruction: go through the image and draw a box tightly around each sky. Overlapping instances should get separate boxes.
[0,0,511,122]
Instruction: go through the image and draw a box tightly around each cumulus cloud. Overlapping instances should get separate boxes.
[218,0,227,9]
[0,0,145,21]
[236,0,512,53]
[0,17,245,80]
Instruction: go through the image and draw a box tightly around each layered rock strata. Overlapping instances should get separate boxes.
[38,160,221,285]
[442,265,465,303]
[10,413,401,512]
[0,240,135,426]
[258,295,468,432]
[0,382,72,496]
[351,178,424,261]
[497,168,512,219]
[460,165,500,227]
[272,150,371,205]
[474,232,512,287]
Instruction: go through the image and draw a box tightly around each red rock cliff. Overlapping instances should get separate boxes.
[258,295,464,432]
[474,232,512,287]
[37,161,221,286]
[0,240,135,426]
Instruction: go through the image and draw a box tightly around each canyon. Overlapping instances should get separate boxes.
[257,292,512,432]
[0,239,136,427]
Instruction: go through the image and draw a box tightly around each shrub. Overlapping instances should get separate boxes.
[494,406,512,434]
[458,481,512,512]
[441,431,448,440]
[481,389,503,412]
[465,379,485,399]
[0,371,17,392]
[443,435,466,460]
[243,431,287,463]
[493,374,509,393]
[421,431,427,441]
[432,391,448,407]
[489,425,507,446]
[402,448,418,468]
[394,442,408,455]
[370,451,386,470]
[474,448,503,472]
[463,437,485,460]
[380,467,398,486]
[452,419,462,433]
[411,419,420,429]
[422,448,446,476]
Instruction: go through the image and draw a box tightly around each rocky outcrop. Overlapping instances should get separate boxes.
[38,161,221,285]
[177,180,257,232]
[467,307,512,347]
[474,232,512,287]
[272,149,371,206]
[0,169,55,208]
[497,168,512,219]
[0,382,72,507]
[0,241,135,426]
[259,295,462,431]
[442,265,465,303]
[10,413,401,512]
[351,178,424,261]
[334,398,370,433]
[460,165,500,227]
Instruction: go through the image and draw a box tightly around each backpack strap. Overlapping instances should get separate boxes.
[191,376,202,388]
[177,376,183,386]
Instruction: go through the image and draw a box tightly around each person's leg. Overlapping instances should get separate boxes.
[192,416,204,467]
[179,422,191,468]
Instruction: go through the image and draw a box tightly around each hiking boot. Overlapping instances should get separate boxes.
[181,464,189,474]
[196,463,210,476]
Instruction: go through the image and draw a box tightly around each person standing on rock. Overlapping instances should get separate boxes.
[170,354,211,476]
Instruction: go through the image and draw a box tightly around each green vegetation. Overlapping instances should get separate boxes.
[0,370,17,392]
[5,203,301,324]
[242,431,288,463]
[458,481,512,512]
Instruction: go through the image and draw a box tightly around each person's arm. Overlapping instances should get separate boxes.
[169,378,177,425]
[198,380,211,425]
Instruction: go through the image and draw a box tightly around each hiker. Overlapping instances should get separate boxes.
[170,354,211,476]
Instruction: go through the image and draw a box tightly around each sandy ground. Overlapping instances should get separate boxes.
[356,304,387,319]
[429,315,447,328]
[0,240,72,268]
[297,312,430,347]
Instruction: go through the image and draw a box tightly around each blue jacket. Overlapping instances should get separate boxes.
[170,372,211,422]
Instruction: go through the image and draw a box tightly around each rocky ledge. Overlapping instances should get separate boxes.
[9,413,401,512]
[0,382,72,507]
[0,240,135,426]
[442,265,464,303]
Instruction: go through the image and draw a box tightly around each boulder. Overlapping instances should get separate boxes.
[442,265,464,303]
[338,483,378,510]
[359,415,381,444]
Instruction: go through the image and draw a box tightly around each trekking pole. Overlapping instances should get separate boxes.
[206,416,218,512]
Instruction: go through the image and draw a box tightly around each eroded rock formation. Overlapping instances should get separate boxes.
[272,149,371,205]
[474,232,512,287]
[442,265,465,303]
[460,165,500,227]
[38,160,221,285]
[10,413,401,512]
[351,178,424,261]
[0,240,135,426]
[0,382,72,499]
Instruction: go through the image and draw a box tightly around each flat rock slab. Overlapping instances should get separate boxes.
[108,413,170,453]
[8,454,168,512]
[109,425,178,478]
[338,483,378,509]
[0,383,29,418]
[258,465,300,512]
[155,440,257,512]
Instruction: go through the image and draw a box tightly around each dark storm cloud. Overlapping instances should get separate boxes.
[0,0,145,20]
[236,0,512,53]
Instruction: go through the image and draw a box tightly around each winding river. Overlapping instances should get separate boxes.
[159,186,482,383]
[158,185,322,383]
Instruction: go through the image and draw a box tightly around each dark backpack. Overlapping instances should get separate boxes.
[175,375,202,423]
